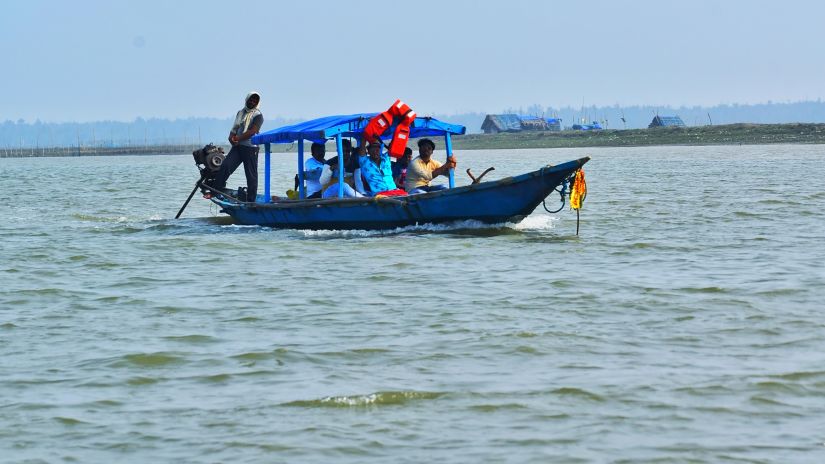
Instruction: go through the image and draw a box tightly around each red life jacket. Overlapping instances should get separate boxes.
[388,99,412,117]
[363,110,394,144]
[374,188,408,197]
[388,110,416,158]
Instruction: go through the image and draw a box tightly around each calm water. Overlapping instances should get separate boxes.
[1,145,824,463]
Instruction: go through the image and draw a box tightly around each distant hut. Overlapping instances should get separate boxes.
[481,114,523,134]
[517,115,549,131]
[482,114,559,133]
[649,115,685,128]
[571,121,603,131]
[545,118,562,132]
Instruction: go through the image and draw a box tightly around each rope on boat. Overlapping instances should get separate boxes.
[541,168,587,235]
[542,181,567,214]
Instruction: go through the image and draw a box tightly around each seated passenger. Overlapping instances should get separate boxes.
[321,155,363,198]
[341,139,360,174]
[304,142,327,199]
[352,145,368,195]
[405,138,457,194]
[392,147,412,188]
[359,141,406,196]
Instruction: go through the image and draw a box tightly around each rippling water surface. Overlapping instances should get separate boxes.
[2,145,824,463]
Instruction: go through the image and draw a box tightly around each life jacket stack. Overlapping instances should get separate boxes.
[363,99,417,159]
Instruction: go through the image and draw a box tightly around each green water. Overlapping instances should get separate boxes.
[1,145,824,463]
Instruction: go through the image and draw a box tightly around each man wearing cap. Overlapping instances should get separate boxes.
[213,92,264,202]
[359,141,401,195]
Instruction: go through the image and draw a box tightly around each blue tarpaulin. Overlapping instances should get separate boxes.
[252,113,466,145]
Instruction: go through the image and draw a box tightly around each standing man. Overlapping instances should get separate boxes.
[213,92,264,202]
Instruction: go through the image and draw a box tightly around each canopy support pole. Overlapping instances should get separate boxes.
[445,132,455,188]
[335,134,344,198]
[264,143,271,202]
[297,139,306,199]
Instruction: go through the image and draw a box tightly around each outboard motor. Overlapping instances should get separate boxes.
[175,143,226,219]
[192,143,225,186]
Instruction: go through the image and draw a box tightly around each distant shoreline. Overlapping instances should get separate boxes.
[2,123,824,158]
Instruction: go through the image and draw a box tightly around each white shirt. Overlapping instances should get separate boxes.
[304,157,327,196]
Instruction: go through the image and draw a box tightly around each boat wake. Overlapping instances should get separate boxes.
[298,214,559,238]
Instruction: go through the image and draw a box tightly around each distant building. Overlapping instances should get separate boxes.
[481,114,524,134]
[571,121,603,131]
[545,118,562,131]
[481,114,562,134]
[649,115,686,128]
[517,115,548,131]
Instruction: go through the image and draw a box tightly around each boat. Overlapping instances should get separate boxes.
[191,113,589,230]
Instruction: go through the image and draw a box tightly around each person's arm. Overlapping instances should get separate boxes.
[304,164,324,180]
[236,121,262,143]
[354,167,367,194]
[229,112,241,145]
[432,156,457,178]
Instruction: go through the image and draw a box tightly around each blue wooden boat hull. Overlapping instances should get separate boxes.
[211,157,589,230]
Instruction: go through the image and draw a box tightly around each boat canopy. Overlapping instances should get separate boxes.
[252,113,466,145]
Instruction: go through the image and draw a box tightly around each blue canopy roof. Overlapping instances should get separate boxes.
[252,113,466,145]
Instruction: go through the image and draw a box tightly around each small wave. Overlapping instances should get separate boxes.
[678,286,727,294]
[749,396,791,406]
[54,416,89,426]
[766,371,825,381]
[550,387,604,402]
[198,373,232,383]
[72,213,125,223]
[223,316,263,322]
[469,403,528,412]
[127,376,161,386]
[283,391,443,408]
[115,352,185,368]
[752,381,806,394]
[231,351,281,361]
[162,334,219,344]
[754,288,802,297]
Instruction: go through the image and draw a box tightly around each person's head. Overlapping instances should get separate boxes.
[245,92,260,110]
[367,142,381,162]
[400,147,412,166]
[310,142,325,161]
[418,138,435,160]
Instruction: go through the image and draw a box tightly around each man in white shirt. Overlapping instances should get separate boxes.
[304,142,327,199]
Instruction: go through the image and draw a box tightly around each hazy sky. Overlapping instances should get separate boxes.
[2,0,823,122]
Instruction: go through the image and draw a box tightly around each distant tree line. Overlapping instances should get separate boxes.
[3,101,825,147]
[0,116,299,149]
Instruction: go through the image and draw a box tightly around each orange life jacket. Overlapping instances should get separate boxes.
[388,110,416,158]
[388,99,412,117]
[363,110,394,144]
